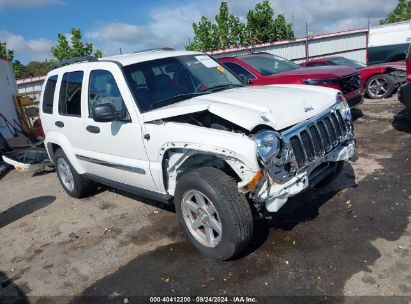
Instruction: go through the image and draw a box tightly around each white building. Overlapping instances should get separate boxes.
[16,75,45,101]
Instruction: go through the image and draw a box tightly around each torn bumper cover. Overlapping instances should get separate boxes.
[256,140,356,212]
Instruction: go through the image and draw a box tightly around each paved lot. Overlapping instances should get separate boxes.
[0,96,411,303]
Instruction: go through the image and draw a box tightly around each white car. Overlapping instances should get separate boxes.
[40,49,356,260]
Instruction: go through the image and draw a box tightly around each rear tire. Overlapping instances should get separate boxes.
[365,74,395,99]
[174,167,253,260]
[54,148,96,198]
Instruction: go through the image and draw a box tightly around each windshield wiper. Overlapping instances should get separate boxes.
[149,92,209,110]
[205,83,244,93]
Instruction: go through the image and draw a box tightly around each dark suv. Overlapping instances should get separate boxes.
[398,44,411,110]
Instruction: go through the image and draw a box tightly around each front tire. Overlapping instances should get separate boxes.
[365,74,395,99]
[54,148,96,198]
[174,167,253,260]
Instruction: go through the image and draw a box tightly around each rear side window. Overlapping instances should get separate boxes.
[59,71,84,117]
[42,75,58,114]
[306,62,330,67]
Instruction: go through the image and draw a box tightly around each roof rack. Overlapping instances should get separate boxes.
[52,56,98,69]
[133,47,175,54]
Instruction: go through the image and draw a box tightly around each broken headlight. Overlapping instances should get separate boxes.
[255,130,281,165]
[337,93,352,122]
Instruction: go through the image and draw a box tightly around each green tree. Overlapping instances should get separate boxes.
[246,0,294,44]
[0,41,14,61]
[26,61,53,76]
[186,0,294,51]
[12,60,30,79]
[51,27,102,61]
[380,0,411,24]
[246,0,276,44]
[273,14,294,40]
[186,16,219,51]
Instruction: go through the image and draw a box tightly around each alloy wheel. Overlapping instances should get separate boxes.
[56,158,75,192]
[181,189,222,248]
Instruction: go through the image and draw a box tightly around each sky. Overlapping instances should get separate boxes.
[0,0,399,63]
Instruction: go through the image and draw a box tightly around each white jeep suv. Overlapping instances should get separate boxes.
[40,49,356,260]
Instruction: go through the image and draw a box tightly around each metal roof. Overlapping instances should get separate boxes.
[208,28,369,56]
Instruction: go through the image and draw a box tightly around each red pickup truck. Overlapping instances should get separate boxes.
[218,53,364,108]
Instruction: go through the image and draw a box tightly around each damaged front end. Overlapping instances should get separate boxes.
[245,96,356,212]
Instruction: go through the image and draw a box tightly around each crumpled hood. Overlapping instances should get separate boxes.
[142,84,338,131]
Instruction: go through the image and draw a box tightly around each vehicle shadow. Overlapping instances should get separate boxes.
[392,108,411,133]
[107,187,175,213]
[0,271,29,304]
[31,167,55,177]
[0,167,10,181]
[0,196,56,229]
[73,145,411,297]
[351,108,364,121]
[243,162,357,257]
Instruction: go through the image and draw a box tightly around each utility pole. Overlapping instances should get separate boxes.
[305,21,309,61]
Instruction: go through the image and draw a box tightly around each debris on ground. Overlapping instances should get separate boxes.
[162,277,170,283]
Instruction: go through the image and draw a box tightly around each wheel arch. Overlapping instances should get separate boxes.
[44,131,86,174]
[159,145,259,196]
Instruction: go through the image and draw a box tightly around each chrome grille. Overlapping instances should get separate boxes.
[287,109,348,169]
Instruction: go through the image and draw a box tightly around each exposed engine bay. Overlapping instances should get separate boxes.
[160,111,251,134]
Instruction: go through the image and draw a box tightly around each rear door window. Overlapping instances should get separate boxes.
[59,71,84,117]
[42,75,58,114]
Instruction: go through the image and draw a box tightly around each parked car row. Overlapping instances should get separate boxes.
[218,53,364,107]
[217,52,406,102]
[38,50,356,260]
[301,56,405,99]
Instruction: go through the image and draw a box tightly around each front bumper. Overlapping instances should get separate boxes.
[257,140,355,212]
[345,91,364,108]
[398,82,411,110]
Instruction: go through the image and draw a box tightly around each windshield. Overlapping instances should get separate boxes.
[123,54,243,112]
[241,53,300,76]
[330,57,366,69]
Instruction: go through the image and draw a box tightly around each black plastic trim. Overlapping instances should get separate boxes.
[84,173,172,203]
[76,155,146,175]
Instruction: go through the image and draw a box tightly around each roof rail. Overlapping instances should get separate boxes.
[133,47,175,54]
[52,56,98,69]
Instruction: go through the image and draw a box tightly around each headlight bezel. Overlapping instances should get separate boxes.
[336,93,352,122]
[254,130,282,165]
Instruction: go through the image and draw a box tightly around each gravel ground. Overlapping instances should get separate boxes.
[0,96,410,303]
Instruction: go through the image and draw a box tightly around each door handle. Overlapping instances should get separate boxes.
[86,125,100,134]
[55,121,64,128]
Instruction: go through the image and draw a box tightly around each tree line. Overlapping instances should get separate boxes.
[0,27,101,79]
[186,0,294,52]
[0,0,408,79]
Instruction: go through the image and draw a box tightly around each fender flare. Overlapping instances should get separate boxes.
[44,131,86,174]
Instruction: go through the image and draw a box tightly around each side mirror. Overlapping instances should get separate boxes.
[238,74,252,85]
[92,103,119,122]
